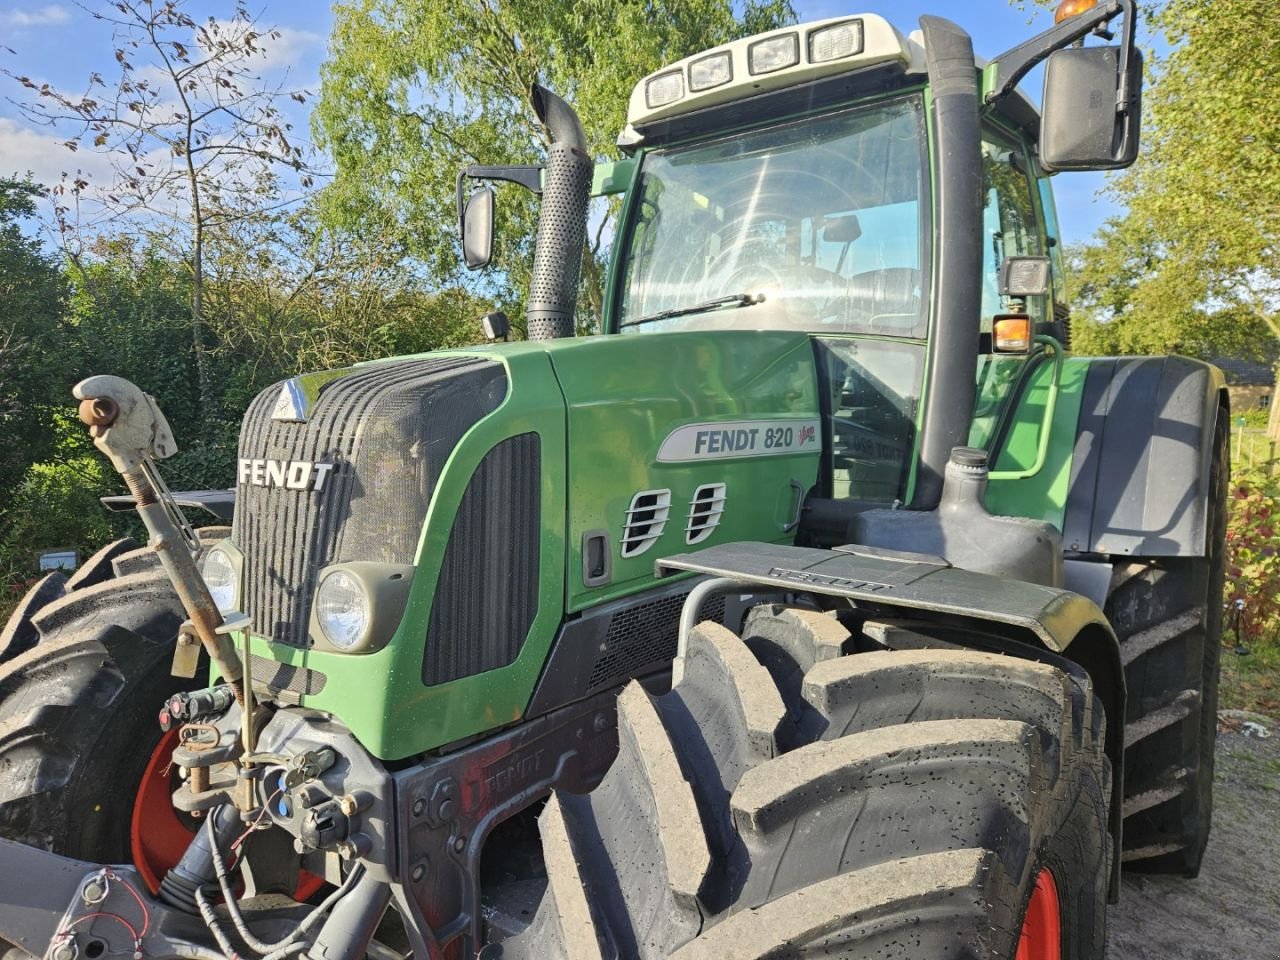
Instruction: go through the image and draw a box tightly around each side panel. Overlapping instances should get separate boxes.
[550,330,822,612]
[985,355,1090,529]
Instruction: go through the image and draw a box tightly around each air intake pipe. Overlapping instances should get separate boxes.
[526,84,593,341]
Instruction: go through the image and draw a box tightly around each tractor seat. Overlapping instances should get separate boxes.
[843,268,921,331]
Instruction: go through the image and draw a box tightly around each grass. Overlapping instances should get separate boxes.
[1231,425,1280,473]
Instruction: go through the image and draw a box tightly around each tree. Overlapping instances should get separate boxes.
[314,0,796,333]
[5,0,315,408]
[0,179,73,494]
[1020,0,1280,362]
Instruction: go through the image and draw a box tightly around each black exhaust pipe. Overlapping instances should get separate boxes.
[526,84,593,341]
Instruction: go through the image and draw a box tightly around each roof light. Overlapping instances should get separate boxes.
[689,51,733,92]
[808,20,864,63]
[1054,0,1100,23]
[748,33,800,75]
[646,70,685,109]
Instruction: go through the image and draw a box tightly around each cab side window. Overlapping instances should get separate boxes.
[980,132,1042,329]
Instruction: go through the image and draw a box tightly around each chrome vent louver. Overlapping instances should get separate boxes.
[686,483,727,544]
[621,489,672,558]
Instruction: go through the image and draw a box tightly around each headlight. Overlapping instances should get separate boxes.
[315,569,370,651]
[200,546,238,614]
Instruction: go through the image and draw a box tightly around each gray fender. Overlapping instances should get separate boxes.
[1062,356,1227,558]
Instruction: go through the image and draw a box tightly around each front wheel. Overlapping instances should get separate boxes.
[492,606,1110,959]
[0,537,217,891]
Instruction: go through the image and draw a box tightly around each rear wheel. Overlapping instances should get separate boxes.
[0,536,211,889]
[1110,411,1227,876]
[491,606,1110,959]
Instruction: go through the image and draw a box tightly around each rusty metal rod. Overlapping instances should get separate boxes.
[122,467,245,698]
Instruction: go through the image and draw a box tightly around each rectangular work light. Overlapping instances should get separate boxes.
[748,33,800,75]
[689,52,733,92]
[808,20,864,63]
[646,70,685,109]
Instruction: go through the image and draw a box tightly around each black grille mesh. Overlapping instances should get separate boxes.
[587,593,727,689]
[423,433,541,685]
[234,358,506,647]
[250,655,327,703]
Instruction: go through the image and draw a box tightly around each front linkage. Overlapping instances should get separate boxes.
[0,690,616,960]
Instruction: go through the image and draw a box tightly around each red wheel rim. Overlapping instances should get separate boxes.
[1016,867,1062,960]
[131,727,325,900]
[131,728,199,894]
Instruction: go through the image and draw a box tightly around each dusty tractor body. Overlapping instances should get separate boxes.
[0,3,1227,959]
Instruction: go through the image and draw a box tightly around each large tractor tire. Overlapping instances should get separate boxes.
[492,606,1110,959]
[1109,411,1228,876]
[0,534,224,892]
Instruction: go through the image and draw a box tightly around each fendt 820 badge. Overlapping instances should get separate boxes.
[0,3,1227,959]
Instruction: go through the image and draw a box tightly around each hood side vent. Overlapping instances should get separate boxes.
[686,483,727,545]
[621,489,671,558]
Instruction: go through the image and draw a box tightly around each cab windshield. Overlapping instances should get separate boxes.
[617,97,929,338]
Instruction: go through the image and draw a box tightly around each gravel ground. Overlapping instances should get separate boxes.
[1105,719,1280,960]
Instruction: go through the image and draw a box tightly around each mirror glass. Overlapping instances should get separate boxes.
[1040,45,1142,171]
[462,187,495,270]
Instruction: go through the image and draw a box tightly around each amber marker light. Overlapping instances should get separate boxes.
[994,316,1033,353]
[1055,0,1101,23]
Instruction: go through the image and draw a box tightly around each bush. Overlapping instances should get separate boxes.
[1226,466,1280,646]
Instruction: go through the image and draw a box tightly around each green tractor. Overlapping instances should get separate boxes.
[0,1,1226,958]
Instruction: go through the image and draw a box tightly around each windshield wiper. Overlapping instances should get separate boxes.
[619,292,765,329]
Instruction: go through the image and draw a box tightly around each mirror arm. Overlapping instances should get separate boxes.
[456,164,546,241]
[987,0,1133,105]
[463,164,544,194]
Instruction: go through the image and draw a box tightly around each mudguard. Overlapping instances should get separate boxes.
[1062,356,1226,558]
[658,541,1113,653]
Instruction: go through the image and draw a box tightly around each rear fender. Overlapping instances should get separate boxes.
[1061,356,1226,558]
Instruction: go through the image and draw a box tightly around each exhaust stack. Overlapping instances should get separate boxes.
[526,84,593,341]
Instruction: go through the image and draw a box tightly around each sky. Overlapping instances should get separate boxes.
[0,0,1118,245]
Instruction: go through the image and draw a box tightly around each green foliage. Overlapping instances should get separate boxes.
[314,0,795,328]
[1227,466,1280,646]
[1046,0,1280,356]
[0,179,74,493]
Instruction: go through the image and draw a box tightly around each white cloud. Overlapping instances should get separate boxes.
[0,117,116,189]
[0,4,71,28]
[200,20,322,78]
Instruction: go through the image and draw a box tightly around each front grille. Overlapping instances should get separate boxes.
[234,358,507,647]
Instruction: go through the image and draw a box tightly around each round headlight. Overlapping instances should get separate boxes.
[315,570,370,650]
[200,546,238,614]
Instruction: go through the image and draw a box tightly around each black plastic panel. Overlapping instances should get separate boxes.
[526,581,726,718]
[423,433,541,686]
[1063,357,1224,558]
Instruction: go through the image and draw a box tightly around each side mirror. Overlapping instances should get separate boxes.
[1040,45,1142,171]
[461,187,495,270]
